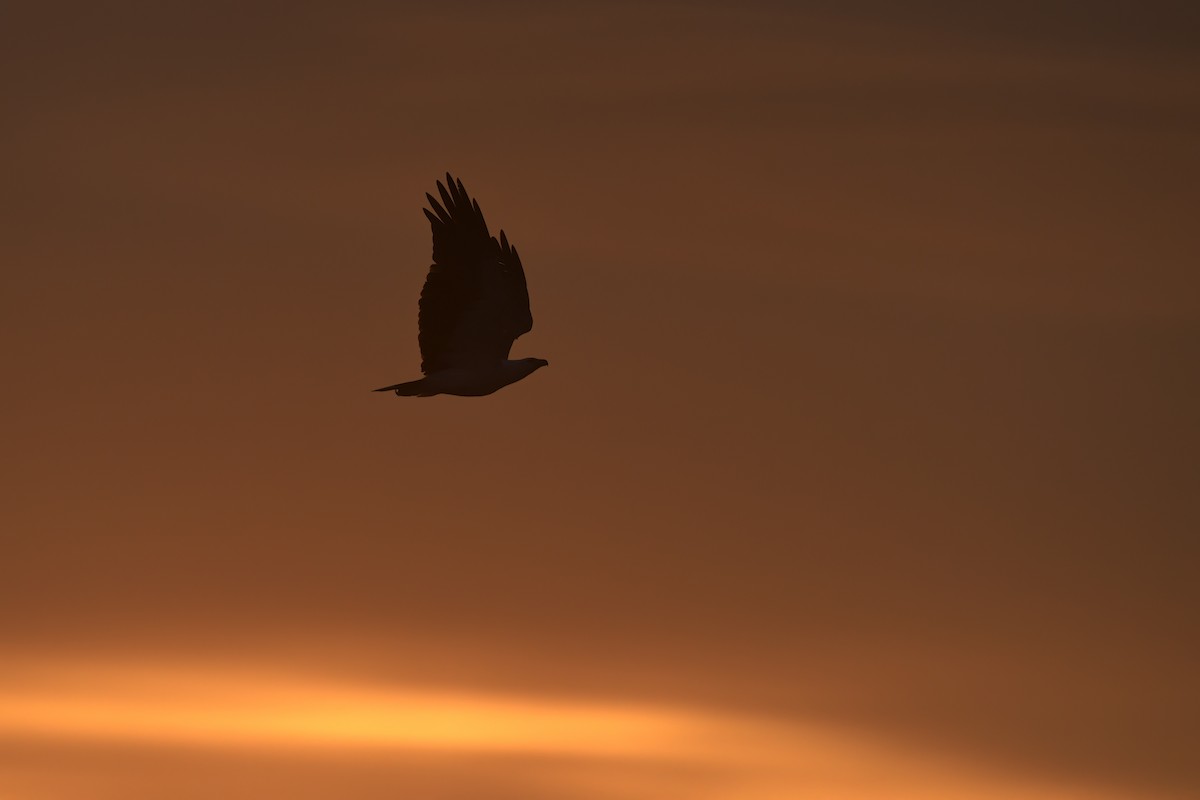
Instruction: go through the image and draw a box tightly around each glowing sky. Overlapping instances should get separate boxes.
[0,659,1159,800]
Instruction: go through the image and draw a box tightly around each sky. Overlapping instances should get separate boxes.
[2,1,1198,798]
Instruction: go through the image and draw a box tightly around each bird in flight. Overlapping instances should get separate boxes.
[374,174,548,397]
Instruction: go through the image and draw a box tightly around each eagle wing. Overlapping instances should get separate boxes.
[416,173,533,375]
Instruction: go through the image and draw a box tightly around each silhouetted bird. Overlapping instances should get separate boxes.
[374,174,548,397]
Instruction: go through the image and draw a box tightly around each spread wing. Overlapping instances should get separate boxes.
[416,173,533,374]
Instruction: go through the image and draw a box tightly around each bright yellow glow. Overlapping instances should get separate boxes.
[0,659,1155,800]
[0,662,702,757]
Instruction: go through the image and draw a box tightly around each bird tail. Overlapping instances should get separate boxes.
[373,379,429,396]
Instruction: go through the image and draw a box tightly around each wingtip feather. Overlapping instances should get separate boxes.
[425,194,451,223]
[436,180,454,211]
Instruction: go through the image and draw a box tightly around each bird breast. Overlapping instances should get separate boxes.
[424,363,525,397]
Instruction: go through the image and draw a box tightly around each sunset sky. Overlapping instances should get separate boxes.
[2,2,1198,798]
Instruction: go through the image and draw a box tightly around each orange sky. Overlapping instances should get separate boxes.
[2,2,1198,798]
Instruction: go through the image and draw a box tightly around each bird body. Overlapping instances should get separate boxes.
[375,358,548,397]
[375,174,547,397]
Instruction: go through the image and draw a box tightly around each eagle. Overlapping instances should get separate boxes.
[374,174,548,397]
